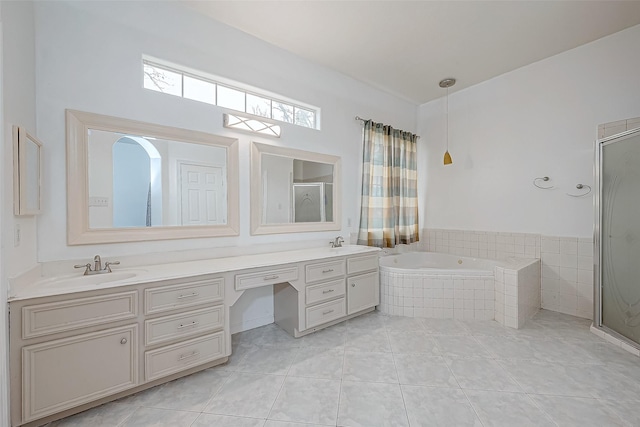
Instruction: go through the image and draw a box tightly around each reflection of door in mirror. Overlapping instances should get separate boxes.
[87,129,228,229]
[179,163,225,225]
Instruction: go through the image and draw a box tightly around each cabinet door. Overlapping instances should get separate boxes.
[22,325,138,423]
[347,272,379,315]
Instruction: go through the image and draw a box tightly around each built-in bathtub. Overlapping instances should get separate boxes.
[378,252,541,328]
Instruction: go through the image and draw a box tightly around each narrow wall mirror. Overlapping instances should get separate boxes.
[250,142,341,235]
[13,126,43,216]
[67,110,239,245]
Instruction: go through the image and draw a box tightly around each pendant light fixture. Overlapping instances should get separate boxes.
[439,78,456,165]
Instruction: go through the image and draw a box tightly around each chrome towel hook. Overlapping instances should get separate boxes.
[567,184,592,197]
[533,176,554,190]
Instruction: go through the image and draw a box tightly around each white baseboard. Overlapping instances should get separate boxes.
[230,314,274,335]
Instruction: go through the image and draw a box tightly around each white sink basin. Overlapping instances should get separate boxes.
[37,270,146,288]
[327,245,376,254]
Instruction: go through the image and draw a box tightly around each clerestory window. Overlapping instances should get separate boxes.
[143,57,320,130]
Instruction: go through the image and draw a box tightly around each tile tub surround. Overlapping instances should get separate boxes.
[380,272,495,321]
[540,236,594,320]
[424,229,542,261]
[47,310,640,427]
[494,260,541,329]
[380,255,540,328]
[420,229,594,320]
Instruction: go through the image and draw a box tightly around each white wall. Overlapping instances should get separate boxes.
[1,1,38,423]
[34,1,416,262]
[418,24,640,238]
[0,9,5,426]
[30,1,415,335]
[3,1,37,278]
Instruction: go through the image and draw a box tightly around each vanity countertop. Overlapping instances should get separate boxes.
[9,245,380,302]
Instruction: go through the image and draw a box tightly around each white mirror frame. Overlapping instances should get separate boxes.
[13,126,43,216]
[66,110,240,245]
[250,141,342,235]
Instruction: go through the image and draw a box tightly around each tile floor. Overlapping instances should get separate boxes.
[47,309,640,427]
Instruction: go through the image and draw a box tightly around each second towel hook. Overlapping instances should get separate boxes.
[567,184,592,197]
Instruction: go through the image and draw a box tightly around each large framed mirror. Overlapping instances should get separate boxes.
[13,126,43,216]
[250,142,341,235]
[66,110,239,245]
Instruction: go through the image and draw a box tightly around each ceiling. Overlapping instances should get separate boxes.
[183,1,640,104]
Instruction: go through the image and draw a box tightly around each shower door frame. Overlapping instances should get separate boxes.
[594,126,640,348]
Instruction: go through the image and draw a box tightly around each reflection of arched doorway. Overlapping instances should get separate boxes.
[112,136,162,227]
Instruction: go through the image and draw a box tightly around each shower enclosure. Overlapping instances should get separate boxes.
[595,126,640,347]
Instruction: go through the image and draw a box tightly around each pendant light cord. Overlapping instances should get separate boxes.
[446,86,449,151]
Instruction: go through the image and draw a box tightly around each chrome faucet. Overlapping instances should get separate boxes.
[330,236,345,248]
[74,255,120,275]
[94,255,102,272]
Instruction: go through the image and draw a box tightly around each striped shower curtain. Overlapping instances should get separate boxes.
[357,120,419,248]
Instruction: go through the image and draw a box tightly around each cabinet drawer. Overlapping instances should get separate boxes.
[306,298,346,329]
[145,306,224,347]
[235,266,298,291]
[22,325,138,423]
[305,259,345,283]
[145,332,225,381]
[347,271,379,315]
[145,278,224,315]
[22,291,138,339]
[347,254,379,275]
[306,279,345,306]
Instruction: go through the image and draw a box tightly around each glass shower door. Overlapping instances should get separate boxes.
[600,128,640,345]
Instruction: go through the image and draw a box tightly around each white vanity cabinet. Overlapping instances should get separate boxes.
[9,274,228,427]
[274,252,380,337]
[8,246,380,426]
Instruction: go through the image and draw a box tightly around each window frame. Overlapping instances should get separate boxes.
[142,56,321,130]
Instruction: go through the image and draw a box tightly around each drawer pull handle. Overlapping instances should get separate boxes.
[351,283,356,287]
[178,351,200,361]
[177,293,199,300]
[322,269,334,273]
[322,289,335,294]
[263,275,280,281]
[177,321,199,330]
[322,309,334,315]
[120,338,127,345]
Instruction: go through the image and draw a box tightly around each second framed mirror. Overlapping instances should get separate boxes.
[250,142,342,235]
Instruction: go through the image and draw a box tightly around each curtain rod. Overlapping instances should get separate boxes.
[355,116,420,139]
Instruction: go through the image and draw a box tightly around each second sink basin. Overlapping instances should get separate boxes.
[327,245,376,254]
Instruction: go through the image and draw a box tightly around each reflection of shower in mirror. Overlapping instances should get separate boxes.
[250,141,341,235]
[292,182,334,223]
